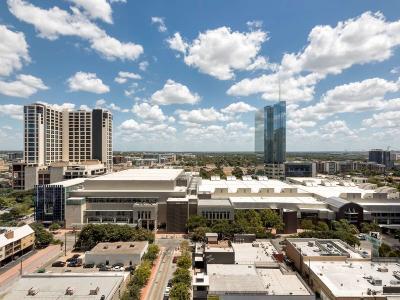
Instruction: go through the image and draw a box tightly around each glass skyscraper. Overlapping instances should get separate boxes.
[255,101,286,165]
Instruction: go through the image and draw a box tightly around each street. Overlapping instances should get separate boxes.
[145,237,183,300]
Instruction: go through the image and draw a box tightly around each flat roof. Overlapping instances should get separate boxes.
[88,241,148,255]
[1,273,125,300]
[48,178,86,188]
[257,268,311,296]
[229,196,323,205]
[0,225,34,248]
[89,168,184,181]
[232,241,277,264]
[198,199,232,207]
[207,264,265,293]
[293,184,376,199]
[309,260,400,297]
[287,238,364,259]
[198,179,292,193]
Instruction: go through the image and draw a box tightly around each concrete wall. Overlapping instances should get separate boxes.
[65,200,86,228]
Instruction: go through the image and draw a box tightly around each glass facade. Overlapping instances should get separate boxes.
[254,101,286,164]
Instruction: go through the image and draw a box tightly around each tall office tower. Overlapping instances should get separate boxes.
[92,109,113,171]
[254,101,286,178]
[24,103,63,166]
[368,149,392,168]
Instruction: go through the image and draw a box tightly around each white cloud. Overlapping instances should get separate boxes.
[281,12,400,76]
[319,120,357,139]
[0,104,23,120]
[139,61,149,71]
[226,121,249,131]
[176,107,227,124]
[246,20,263,30]
[290,77,400,122]
[245,56,278,71]
[8,0,143,61]
[228,72,321,102]
[67,71,110,94]
[151,16,167,32]
[391,67,400,74]
[114,71,141,84]
[0,25,30,77]
[69,0,112,23]
[132,103,166,122]
[166,32,188,53]
[151,79,200,105]
[119,119,177,141]
[168,27,268,80]
[95,99,128,112]
[0,74,48,98]
[363,111,400,128]
[221,101,256,114]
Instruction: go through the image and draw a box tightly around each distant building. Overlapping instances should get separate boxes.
[369,149,393,168]
[255,101,286,179]
[0,225,35,266]
[284,161,316,177]
[35,178,86,225]
[84,241,148,267]
[1,273,125,300]
[13,103,113,190]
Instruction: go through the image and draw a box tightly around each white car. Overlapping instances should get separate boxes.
[164,286,171,297]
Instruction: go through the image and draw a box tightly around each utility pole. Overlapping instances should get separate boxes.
[64,232,67,256]
[20,258,22,276]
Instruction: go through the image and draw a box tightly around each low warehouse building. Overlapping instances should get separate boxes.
[84,241,148,266]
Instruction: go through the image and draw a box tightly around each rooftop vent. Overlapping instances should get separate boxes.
[103,245,108,249]
[89,287,100,295]
[117,245,121,249]
[129,244,135,248]
[27,287,39,296]
[65,287,74,295]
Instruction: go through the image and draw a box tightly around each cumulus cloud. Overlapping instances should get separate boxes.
[0,25,30,77]
[0,104,23,120]
[151,16,167,32]
[95,98,128,112]
[132,103,167,122]
[69,0,112,23]
[118,119,177,141]
[281,12,400,76]
[167,27,268,80]
[8,0,143,61]
[67,71,110,94]
[114,71,141,84]
[151,79,200,105]
[0,74,48,98]
[221,101,256,114]
[176,107,228,124]
[363,111,400,128]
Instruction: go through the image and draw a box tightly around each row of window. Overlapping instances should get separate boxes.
[201,211,231,220]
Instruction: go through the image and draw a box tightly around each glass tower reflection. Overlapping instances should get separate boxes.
[255,101,286,164]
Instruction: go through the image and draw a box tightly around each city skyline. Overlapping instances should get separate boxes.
[0,1,400,152]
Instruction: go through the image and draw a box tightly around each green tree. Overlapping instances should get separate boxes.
[190,227,210,242]
[259,209,284,231]
[361,221,381,233]
[186,215,207,231]
[300,219,315,230]
[315,221,329,232]
[143,244,160,262]
[172,268,192,286]
[30,223,53,247]
[133,260,152,286]
[177,252,192,269]
[231,167,243,178]
[49,223,61,231]
[379,243,392,257]
[170,282,190,300]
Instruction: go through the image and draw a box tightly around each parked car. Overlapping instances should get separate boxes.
[172,256,179,263]
[124,266,135,272]
[67,261,82,267]
[167,279,173,288]
[96,263,106,268]
[52,261,66,267]
[112,266,124,271]
[112,263,124,268]
[83,263,95,268]
[164,286,171,298]
[66,255,80,262]
[99,266,110,272]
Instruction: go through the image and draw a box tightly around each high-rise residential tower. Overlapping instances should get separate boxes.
[255,101,286,179]
[22,103,113,170]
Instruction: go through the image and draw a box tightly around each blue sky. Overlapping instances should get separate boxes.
[0,0,400,152]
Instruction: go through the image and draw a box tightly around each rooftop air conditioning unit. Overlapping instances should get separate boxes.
[65,287,74,295]
[89,287,100,295]
[377,266,388,272]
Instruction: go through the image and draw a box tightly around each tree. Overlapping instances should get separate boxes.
[300,219,315,230]
[199,168,210,179]
[170,282,190,300]
[361,221,381,233]
[190,227,210,242]
[49,223,61,231]
[143,244,159,262]
[177,252,192,269]
[186,215,207,232]
[231,167,243,178]
[172,268,192,286]
[379,243,392,257]
[30,223,53,248]
[315,221,329,232]
[259,209,284,231]
[133,260,152,286]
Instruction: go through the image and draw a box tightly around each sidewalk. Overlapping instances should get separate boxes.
[141,247,165,300]
[0,244,61,292]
